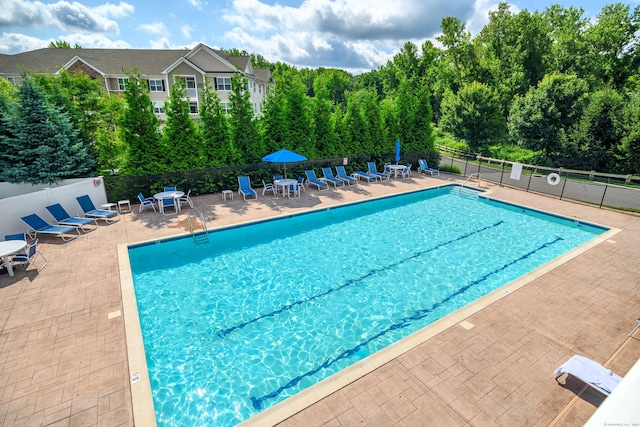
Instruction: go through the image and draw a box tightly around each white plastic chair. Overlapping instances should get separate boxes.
[262,180,276,196]
[11,239,47,272]
[179,189,194,208]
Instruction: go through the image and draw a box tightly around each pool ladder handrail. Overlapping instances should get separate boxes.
[451,173,481,198]
[188,214,210,245]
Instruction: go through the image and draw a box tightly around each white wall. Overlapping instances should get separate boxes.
[0,178,88,199]
[0,177,108,239]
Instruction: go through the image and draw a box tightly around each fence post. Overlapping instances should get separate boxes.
[526,169,532,192]
[499,162,505,186]
[559,170,567,200]
[599,185,608,208]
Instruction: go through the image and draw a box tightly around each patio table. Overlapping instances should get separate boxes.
[273,179,298,197]
[153,191,184,212]
[0,240,27,277]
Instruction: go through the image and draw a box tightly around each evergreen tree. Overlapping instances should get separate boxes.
[343,92,367,156]
[260,83,288,154]
[332,107,346,156]
[229,72,263,164]
[119,72,164,175]
[312,89,337,158]
[94,94,126,174]
[360,89,385,156]
[621,91,640,174]
[413,81,435,152]
[283,72,314,157]
[0,76,93,184]
[200,81,233,167]
[163,77,203,172]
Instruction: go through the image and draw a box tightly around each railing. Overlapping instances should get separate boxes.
[188,214,209,245]
[436,147,640,212]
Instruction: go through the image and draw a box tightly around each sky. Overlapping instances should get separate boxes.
[0,0,634,74]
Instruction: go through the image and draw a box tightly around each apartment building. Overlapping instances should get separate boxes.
[0,43,273,119]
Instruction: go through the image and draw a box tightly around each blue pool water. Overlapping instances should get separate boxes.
[128,186,606,426]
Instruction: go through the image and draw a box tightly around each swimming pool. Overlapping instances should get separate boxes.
[126,186,607,426]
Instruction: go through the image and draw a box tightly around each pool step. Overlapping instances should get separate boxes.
[450,186,479,199]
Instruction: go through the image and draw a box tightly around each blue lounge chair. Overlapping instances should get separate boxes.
[367,162,389,181]
[76,195,120,223]
[321,167,345,187]
[304,170,328,190]
[137,193,157,213]
[418,159,440,177]
[238,176,257,200]
[352,170,378,183]
[46,203,98,232]
[334,166,357,185]
[20,214,80,241]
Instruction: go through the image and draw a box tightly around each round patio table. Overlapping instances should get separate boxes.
[153,191,184,212]
[274,179,298,197]
[0,240,27,277]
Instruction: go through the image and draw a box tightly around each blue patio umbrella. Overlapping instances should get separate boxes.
[262,148,308,178]
[395,140,401,163]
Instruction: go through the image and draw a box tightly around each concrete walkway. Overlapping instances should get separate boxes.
[0,175,638,426]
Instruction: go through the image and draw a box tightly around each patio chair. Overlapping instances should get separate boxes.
[137,193,157,213]
[179,189,194,208]
[20,214,80,241]
[335,166,357,185]
[237,176,257,200]
[76,195,120,224]
[321,167,345,187]
[288,182,301,198]
[164,186,177,192]
[352,170,378,183]
[4,233,28,256]
[262,180,276,196]
[418,159,440,177]
[398,164,412,180]
[304,170,329,190]
[297,176,306,191]
[45,203,98,233]
[273,175,283,182]
[554,355,622,396]
[160,197,178,215]
[11,239,47,272]
[367,162,390,181]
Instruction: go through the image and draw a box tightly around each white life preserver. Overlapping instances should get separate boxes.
[547,173,560,186]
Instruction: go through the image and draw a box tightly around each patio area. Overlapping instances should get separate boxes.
[0,175,638,426]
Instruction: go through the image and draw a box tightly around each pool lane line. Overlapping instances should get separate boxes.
[214,220,505,339]
[249,235,565,410]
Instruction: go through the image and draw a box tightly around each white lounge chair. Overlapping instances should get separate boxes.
[554,355,623,396]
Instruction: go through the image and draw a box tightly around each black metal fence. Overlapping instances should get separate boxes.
[103,151,441,203]
[438,147,640,212]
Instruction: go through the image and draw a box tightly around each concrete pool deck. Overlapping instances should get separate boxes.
[0,174,639,426]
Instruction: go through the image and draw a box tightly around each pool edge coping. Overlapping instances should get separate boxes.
[117,184,621,427]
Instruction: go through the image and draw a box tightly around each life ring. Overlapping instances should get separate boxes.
[547,173,560,186]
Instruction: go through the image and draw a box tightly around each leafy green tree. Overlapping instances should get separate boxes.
[260,81,288,154]
[440,81,505,153]
[162,77,203,172]
[332,107,346,156]
[570,88,625,172]
[94,94,126,174]
[508,73,589,162]
[412,81,435,153]
[119,71,164,175]
[312,85,337,158]
[283,71,314,157]
[47,40,81,48]
[343,92,367,156]
[0,76,93,183]
[437,17,479,90]
[621,91,640,174]
[543,4,589,76]
[313,68,352,106]
[200,81,233,167]
[229,72,263,163]
[360,89,385,156]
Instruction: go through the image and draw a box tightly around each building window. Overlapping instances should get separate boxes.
[189,102,198,114]
[219,102,231,114]
[149,79,164,92]
[5,77,15,85]
[258,84,261,93]
[117,78,129,91]
[215,77,232,91]
[153,102,165,114]
[183,76,196,89]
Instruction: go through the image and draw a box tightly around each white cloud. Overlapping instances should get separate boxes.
[188,0,205,11]
[0,0,133,33]
[181,24,193,39]
[0,31,131,53]
[139,22,169,35]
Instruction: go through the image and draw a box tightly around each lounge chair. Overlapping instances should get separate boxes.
[46,203,98,232]
[554,355,623,396]
[367,162,389,180]
[137,193,157,213]
[322,167,345,187]
[352,170,378,183]
[11,239,47,272]
[20,214,80,241]
[334,166,357,185]
[304,170,329,190]
[76,195,120,223]
[418,159,440,177]
[238,176,257,200]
